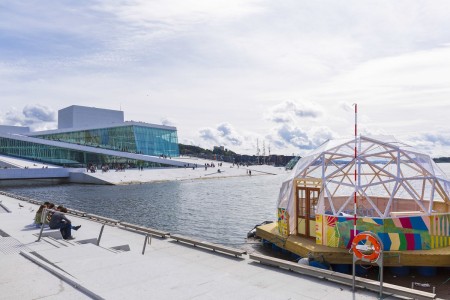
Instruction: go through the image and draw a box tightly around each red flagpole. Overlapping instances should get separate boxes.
[353,103,357,237]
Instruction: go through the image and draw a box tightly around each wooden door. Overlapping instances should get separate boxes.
[296,187,320,238]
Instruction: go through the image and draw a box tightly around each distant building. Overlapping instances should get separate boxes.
[0,105,180,168]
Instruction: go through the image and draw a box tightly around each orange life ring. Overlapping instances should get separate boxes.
[351,232,382,263]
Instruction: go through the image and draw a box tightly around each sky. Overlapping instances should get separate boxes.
[1,1,450,156]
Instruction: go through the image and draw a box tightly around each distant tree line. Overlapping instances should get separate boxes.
[179,144,450,167]
[178,144,296,167]
[434,157,450,163]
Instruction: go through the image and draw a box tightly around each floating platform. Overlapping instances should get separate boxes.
[256,222,450,267]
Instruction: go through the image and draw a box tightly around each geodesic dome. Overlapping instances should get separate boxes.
[277,135,450,235]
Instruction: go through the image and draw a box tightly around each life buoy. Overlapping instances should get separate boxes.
[351,232,382,263]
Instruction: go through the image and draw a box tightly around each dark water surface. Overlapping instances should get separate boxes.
[2,174,285,246]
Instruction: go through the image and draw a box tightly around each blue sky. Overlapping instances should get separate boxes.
[1,1,450,156]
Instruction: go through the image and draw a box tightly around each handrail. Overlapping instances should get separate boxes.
[170,234,246,257]
[97,223,105,246]
[86,213,119,224]
[36,209,50,242]
[67,208,86,217]
[120,222,169,238]
[142,234,152,255]
[250,253,436,300]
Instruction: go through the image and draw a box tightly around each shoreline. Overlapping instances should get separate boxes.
[0,155,288,186]
[74,162,287,185]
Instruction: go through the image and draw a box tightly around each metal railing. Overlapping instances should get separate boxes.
[142,234,152,255]
[170,234,246,257]
[250,253,436,300]
[35,208,164,257]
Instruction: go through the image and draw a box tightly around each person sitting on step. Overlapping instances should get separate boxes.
[48,206,81,240]
[34,201,50,227]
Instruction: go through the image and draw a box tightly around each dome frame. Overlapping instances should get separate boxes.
[277,135,450,236]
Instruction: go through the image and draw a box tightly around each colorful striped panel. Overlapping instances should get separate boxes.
[413,234,423,250]
[337,216,354,223]
[326,216,337,227]
[392,217,403,228]
[431,235,450,248]
[372,218,384,226]
[327,227,339,247]
[377,233,391,250]
[398,234,407,250]
[408,216,429,231]
[378,233,426,250]
[430,214,450,236]
[388,233,400,250]
[361,217,381,225]
[399,217,412,229]
[405,233,421,250]
[345,230,357,249]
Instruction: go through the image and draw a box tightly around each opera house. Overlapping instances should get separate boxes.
[0,105,181,168]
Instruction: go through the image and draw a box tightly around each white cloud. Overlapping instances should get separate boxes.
[266,101,323,124]
[199,123,245,148]
[160,117,176,127]
[199,128,219,144]
[0,104,56,131]
[2,1,450,156]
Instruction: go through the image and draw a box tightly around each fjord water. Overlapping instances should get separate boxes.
[3,173,285,246]
[4,163,450,247]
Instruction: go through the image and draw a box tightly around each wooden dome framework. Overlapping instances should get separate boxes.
[278,135,450,232]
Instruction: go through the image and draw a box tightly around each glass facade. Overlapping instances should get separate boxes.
[0,136,173,168]
[35,124,179,157]
[133,125,179,157]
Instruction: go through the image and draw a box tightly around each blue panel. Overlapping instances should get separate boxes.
[409,216,429,231]
[413,234,422,250]
[372,218,384,225]
[377,232,391,250]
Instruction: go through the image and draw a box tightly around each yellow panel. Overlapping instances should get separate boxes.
[327,227,339,247]
[315,215,323,244]
[298,218,306,235]
[309,220,316,237]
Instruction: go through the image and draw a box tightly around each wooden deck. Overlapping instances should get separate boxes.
[256,223,450,267]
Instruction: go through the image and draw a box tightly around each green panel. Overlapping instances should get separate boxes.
[398,233,407,250]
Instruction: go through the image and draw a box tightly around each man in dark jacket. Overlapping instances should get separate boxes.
[49,207,81,239]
